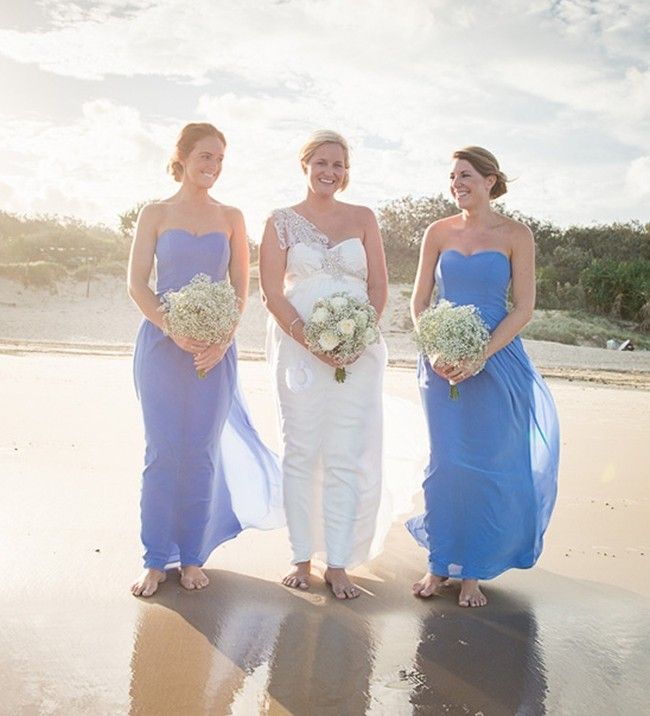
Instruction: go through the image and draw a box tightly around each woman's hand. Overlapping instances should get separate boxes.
[312,349,363,368]
[337,349,363,367]
[171,334,209,354]
[193,341,231,375]
[313,352,341,368]
[432,357,485,384]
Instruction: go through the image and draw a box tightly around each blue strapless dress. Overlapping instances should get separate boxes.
[406,250,559,580]
[133,229,283,571]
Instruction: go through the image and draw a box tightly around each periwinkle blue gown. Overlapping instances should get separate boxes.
[406,250,559,580]
[133,229,284,571]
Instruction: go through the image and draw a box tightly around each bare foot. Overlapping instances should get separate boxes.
[458,579,487,607]
[131,568,166,597]
[412,573,448,598]
[324,567,360,599]
[282,561,311,590]
[179,565,210,591]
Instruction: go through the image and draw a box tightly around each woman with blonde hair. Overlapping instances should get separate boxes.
[129,123,282,597]
[407,146,559,607]
[260,130,388,599]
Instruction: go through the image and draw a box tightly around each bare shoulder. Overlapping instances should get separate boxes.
[220,203,244,221]
[500,215,534,251]
[429,213,460,233]
[423,214,460,246]
[340,202,376,224]
[136,201,167,235]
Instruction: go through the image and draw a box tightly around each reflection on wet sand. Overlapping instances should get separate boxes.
[3,355,650,715]
[128,570,373,715]
[410,589,545,715]
[125,540,650,715]
[129,571,286,714]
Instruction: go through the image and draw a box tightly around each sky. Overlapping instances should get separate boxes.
[0,0,648,238]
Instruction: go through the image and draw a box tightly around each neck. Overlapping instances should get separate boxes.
[303,190,338,214]
[461,202,494,227]
[177,182,212,203]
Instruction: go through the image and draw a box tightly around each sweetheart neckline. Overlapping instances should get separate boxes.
[158,228,228,241]
[441,248,510,261]
[291,236,363,251]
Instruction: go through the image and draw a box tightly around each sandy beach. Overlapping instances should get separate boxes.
[2,275,650,387]
[1,346,648,715]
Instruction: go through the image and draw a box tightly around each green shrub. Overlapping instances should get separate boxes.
[580,259,650,319]
[0,261,67,289]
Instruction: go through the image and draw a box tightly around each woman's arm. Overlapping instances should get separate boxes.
[226,207,249,314]
[444,222,535,384]
[127,203,167,329]
[259,217,307,343]
[410,222,441,325]
[484,223,535,359]
[259,216,339,367]
[127,203,208,355]
[360,207,388,319]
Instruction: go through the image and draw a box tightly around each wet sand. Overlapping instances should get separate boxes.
[1,352,648,715]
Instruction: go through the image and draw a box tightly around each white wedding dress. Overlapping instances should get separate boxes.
[266,207,389,568]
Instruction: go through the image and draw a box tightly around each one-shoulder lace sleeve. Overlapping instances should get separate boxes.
[272,208,294,250]
[272,207,330,251]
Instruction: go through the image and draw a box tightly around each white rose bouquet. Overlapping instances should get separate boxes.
[160,273,240,378]
[303,292,379,383]
[414,299,489,399]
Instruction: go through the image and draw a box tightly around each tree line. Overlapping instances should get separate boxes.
[1,199,648,328]
[378,194,650,327]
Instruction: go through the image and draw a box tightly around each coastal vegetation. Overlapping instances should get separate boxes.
[0,201,648,347]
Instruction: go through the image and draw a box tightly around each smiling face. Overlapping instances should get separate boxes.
[449,158,496,210]
[181,135,225,189]
[302,142,347,195]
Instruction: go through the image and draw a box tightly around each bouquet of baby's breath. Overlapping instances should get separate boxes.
[161,273,240,378]
[303,292,379,383]
[414,299,489,399]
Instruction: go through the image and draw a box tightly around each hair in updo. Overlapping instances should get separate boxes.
[452,146,509,199]
[167,123,226,182]
[299,129,350,191]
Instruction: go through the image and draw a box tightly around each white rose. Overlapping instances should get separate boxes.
[318,331,340,351]
[355,311,369,329]
[338,318,356,336]
[329,295,349,310]
[310,307,330,323]
[363,327,378,345]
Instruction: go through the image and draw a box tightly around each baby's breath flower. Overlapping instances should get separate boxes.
[414,299,489,399]
[161,273,240,377]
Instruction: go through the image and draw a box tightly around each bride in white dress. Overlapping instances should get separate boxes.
[260,130,388,599]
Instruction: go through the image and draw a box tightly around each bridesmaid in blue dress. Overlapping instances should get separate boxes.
[128,123,283,597]
[407,146,559,607]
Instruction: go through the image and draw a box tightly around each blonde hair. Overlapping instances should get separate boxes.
[168,123,226,182]
[452,146,509,199]
[299,130,350,191]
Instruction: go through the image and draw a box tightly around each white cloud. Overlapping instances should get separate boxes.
[0,99,177,223]
[626,156,650,201]
[0,0,648,228]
